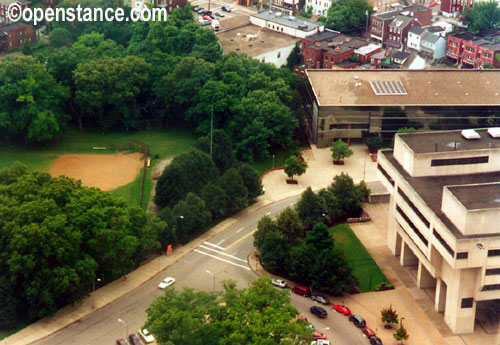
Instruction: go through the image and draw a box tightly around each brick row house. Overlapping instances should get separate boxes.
[0,0,30,24]
[446,30,500,68]
[370,5,432,50]
[440,0,472,17]
[302,30,368,69]
[0,22,34,52]
[271,0,304,15]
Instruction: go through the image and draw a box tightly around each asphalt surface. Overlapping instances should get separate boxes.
[34,196,368,345]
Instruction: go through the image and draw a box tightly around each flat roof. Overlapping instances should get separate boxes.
[218,25,299,58]
[448,183,500,210]
[306,70,500,107]
[252,11,321,32]
[382,151,500,239]
[399,129,500,154]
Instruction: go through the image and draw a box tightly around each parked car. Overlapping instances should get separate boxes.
[215,11,224,17]
[116,340,127,345]
[129,333,143,345]
[369,335,383,345]
[292,285,312,297]
[311,340,330,345]
[312,331,327,340]
[202,15,212,22]
[271,279,287,288]
[198,18,211,26]
[196,7,205,13]
[138,329,155,344]
[310,306,327,318]
[332,304,351,315]
[349,314,366,328]
[362,327,376,337]
[221,5,231,12]
[428,0,438,6]
[192,5,200,11]
[158,276,175,289]
[311,295,330,305]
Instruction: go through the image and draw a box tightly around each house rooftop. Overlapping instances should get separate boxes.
[251,11,322,32]
[0,22,32,31]
[447,183,500,211]
[306,34,367,55]
[388,15,413,28]
[305,29,339,42]
[409,26,425,35]
[381,150,500,239]
[393,51,410,60]
[217,24,299,58]
[421,31,440,44]
[398,129,500,154]
[305,70,500,107]
[354,43,381,55]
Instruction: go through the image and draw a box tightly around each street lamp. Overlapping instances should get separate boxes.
[206,270,216,291]
[92,277,101,309]
[400,317,405,327]
[118,318,128,340]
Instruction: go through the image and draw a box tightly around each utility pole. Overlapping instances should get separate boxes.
[210,101,214,159]
[365,10,369,38]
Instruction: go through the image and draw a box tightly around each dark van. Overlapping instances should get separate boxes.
[292,285,312,297]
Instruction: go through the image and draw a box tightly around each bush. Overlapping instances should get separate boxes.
[365,136,384,150]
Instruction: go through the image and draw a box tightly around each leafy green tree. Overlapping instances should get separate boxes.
[155,149,219,208]
[305,223,335,252]
[296,187,327,228]
[172,201,194,244]
[329,173,363,218]
[276,207,303,244]
[200,183,229,219]
[284,155,308,181]
[237,163,263,201]
[218,168,248,213]
[22,41,33,55]
[254,215,279,250]
[158,207,177,248]
[49,28,72,47]
[287,42,303,69]
[256,228,291,274]
[286,241,315,285]
[381,305,399,328]
[325,0,372,33]
[0,278,20,329]
[462,1,500,32]
[357,180,371,201]
[365,136,384,150]
[144,277,311,345]
[185,192,211,230]
[193,129,236,172]
[310,248,356,295]
[331,140,353,162]
[394,322,409,344]
[317,189,341,221]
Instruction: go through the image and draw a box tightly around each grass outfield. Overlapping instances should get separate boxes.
[329,224,391,293]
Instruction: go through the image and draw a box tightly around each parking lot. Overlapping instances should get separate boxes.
[190,0,257,31]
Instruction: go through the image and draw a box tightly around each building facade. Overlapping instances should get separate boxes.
[250,11,324,38]
[440,0,472,16]
[446,30,500,68]
[304,0,331,16]
[0,0,30,24]
[378,128,500,334]
[0,22,34,51]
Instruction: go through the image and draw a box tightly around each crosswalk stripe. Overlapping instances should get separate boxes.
[193,249,250,270]
[203,241,226,251]
[198,245,247,262]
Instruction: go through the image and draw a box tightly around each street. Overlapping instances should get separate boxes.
[34,196,368,345]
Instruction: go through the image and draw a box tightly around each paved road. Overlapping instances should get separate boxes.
[35,196,368,345]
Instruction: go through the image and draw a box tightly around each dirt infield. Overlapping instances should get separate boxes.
[50,153,144,191]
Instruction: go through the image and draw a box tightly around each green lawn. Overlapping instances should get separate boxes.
[253,145,309,176]
[329,224,391,293]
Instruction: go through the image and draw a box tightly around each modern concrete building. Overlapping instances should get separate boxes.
[377,128,500,334]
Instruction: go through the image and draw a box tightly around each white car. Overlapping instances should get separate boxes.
[139,328,155,343]
[271,279,287,288]
[158,276,175,289]
[311,340,330,345]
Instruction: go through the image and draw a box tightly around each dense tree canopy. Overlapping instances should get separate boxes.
[324,0,373,33]
[0,163,161,321]
[144,277,312,345]
[462,1,500,32]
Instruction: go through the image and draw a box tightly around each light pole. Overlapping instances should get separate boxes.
[206,270,216,291]
[400,317,405,327]
[210,101,214,159]
[118,318,128,339]
[92,277,101,309]
[272,154,275,169]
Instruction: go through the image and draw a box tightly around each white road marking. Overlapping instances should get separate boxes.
[198,245,247,262]
[236,227,244,233]
[216,239,225,245]
[203,241,226,251]
[193,249,251,270]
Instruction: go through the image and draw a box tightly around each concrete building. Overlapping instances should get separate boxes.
[377,128,500,334]
[250,10,324,38]
[303,69,500,147]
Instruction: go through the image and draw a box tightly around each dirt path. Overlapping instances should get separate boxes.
[146,158,173,214]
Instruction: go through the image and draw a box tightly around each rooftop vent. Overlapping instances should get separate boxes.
[487,128,500,138]
[461,129,481,140]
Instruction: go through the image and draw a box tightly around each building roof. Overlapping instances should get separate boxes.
[306,34,368,55]
[251,11,322,32]
[373,10,399,20]
[0,22,31,31]
[481,43,500,51]
[409,26,424,35]
[217,25,299,58]
[305,70,500,107]
[398,129,500,154]
[371,49,386,59]
[381,150,500,239]
[447,183,500,210]
[354,43,381,55]
[388,15,413,29]
[421,31,440,45]
[427,26,444,33]
[304,29,339,42]
[393,51,410,61]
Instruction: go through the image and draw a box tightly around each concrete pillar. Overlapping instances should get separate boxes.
[400,241,418,267]
[417,261,436,288]
[443,270,477,334]
[435,278,446,313]
[387,212,401,256]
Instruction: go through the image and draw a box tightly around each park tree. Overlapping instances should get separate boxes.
[193,129,236,172]
[158,207,177,248]
[185,192,211,230]
[331,140,353,163]
[218,168,248,213]
[296,187,327,228]
[284,155,308,181]
[237,163,263,201]
[254,215,279,250]
[317,189,341,221]
[287,42,303,69]
[276,207,303,244]
[310,248,356,295]
[155,149,219,208]
[144,277,312,345]
[172,200,195,244]
[305,223,335,252]
[200,183,229,219]
[287,242,316,285]
[394,322,409,344]
[325,0,372,33]
[365,136,384,151]
[49,28,73,47]
[381,305,399,328]
[329,173,364,218]
[357,180,371,201]
[462,0,500,32]
[256,228,291,274]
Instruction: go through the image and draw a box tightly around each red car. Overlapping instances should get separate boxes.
[362,327,376,337]
[428,0,438,6]
[312,331,327,340]
[332,304,351,315]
